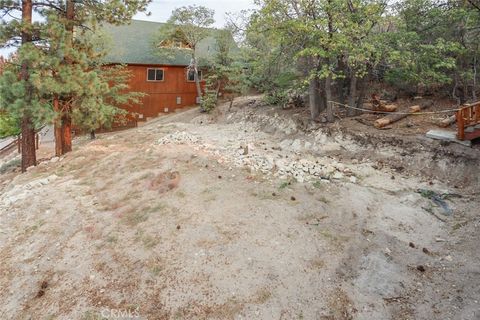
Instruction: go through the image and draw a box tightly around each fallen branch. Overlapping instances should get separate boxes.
[374,100,433,128]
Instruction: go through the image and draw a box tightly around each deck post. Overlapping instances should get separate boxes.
[457,109,465,140]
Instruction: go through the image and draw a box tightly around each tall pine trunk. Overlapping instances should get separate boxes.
[61,113,72,152]
[58,0,74,155]
[21,115,36,171]
[20,0,36,172]
[53,95,63,157]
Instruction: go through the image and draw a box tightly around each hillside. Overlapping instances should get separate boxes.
[0,97,479,319]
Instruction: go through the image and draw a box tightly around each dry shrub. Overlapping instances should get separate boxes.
[147,171,180,193]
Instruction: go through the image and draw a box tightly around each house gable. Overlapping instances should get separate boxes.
[99,20,236,119]
[101,20,228,66]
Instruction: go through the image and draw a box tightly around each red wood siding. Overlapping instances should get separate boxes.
[122,64,203,118]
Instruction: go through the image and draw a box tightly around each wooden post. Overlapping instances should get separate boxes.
[457,109,465,140]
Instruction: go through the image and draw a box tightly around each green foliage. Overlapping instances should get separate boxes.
[157,5,215,57]
[385,35,460,89]
[0,0,150,144]
[0,112,20,138]
[241,0,480,105]
[166,5,215,45]
[241,0,385,115]
[200,89,218,113]
[0,48,54,131]
[191,26,247,113]
[39,12,144,133]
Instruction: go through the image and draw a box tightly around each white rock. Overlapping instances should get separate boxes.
[279,139,292,150]
[291,139,303,151]
[325,166,336,175]
[332,172,344,180]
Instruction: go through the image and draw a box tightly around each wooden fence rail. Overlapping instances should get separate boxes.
[456,102,480,140]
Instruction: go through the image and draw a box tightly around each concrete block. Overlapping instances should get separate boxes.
[426,129,472,147]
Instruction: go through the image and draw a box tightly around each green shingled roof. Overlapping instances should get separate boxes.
[102,20,222,66]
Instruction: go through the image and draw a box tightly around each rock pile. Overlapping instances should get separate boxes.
[0,174,59,209]
[0,152,20,172]
[156,130,356,184]
[157,131,199,145]
[227,110,299,135]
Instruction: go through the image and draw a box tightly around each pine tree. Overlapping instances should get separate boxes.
[0,56,20,138]
[201,28,247,112]
[45,0,150,155]
[0,0,51,171]
[0,0,150,165]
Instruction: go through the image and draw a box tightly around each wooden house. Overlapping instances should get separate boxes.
[103,20,224,120]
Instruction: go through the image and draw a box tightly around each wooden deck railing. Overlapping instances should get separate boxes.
[0,133,40,157]
[456,102,480,140]
[0,138,18,157]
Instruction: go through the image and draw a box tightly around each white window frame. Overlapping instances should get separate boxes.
[147,68,165,82]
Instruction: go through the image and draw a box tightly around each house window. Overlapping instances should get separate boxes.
[147,68,164,81]
[187,70,202,82]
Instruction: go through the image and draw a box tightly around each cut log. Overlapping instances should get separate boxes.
[438,115,456,128]
[382,104,398,112]
[370,94,397,112]
[374,118,391,128]
[374,100,433,128]
[409,105,421,112]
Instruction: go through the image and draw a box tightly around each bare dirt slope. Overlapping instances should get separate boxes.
[0,97,479,320]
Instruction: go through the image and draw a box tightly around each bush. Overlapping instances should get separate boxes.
[201,90,218,113]
[0,113,20,138]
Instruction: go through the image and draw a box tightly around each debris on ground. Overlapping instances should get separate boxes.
[374,100,433,128]
[0,96,478,320]
[416,188,454,216]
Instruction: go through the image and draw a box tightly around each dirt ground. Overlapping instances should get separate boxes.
[0,96,479,320]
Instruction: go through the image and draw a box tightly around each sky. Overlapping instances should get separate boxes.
[134,0,256,27]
